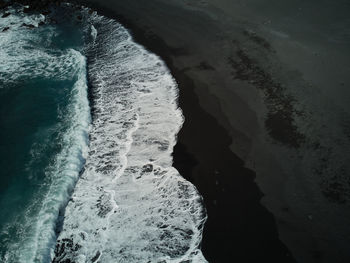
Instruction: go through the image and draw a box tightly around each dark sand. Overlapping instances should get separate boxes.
[75,0,350,262]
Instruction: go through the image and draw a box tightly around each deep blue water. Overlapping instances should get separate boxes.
[0,5,90,261]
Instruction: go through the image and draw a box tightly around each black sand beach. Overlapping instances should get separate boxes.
[71,2,293,261]
[73,0,349,262]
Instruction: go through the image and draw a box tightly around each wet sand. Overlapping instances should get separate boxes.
[76,0,350,262]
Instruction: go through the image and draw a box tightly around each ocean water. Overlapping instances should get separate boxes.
[0,3,206,263]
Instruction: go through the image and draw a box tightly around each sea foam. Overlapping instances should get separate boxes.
[54,9,207,263]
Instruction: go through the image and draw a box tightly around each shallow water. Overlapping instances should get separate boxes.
[53,8,207,263]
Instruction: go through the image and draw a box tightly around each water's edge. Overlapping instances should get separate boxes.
[0,2,208,262]
[53,4,208,263]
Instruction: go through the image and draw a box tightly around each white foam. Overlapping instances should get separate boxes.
[1,49,91,262]
[90,25,97,45]
[54,10,207,263]
[0,8,91,262]
[0,8,81,85]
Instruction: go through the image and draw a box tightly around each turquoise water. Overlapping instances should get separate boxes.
[0,6,90,262]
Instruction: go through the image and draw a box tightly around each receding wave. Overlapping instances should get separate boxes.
[54,8,207,263]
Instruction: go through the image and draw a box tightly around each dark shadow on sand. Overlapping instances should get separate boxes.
[73,1,297,261]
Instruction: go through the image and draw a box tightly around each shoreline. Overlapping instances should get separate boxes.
[73,0,295,261]
[86,2,350,262]
[3,1,350,262]
[116,16,295,263]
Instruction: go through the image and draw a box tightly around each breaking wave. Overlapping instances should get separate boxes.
[54,8,207,263]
